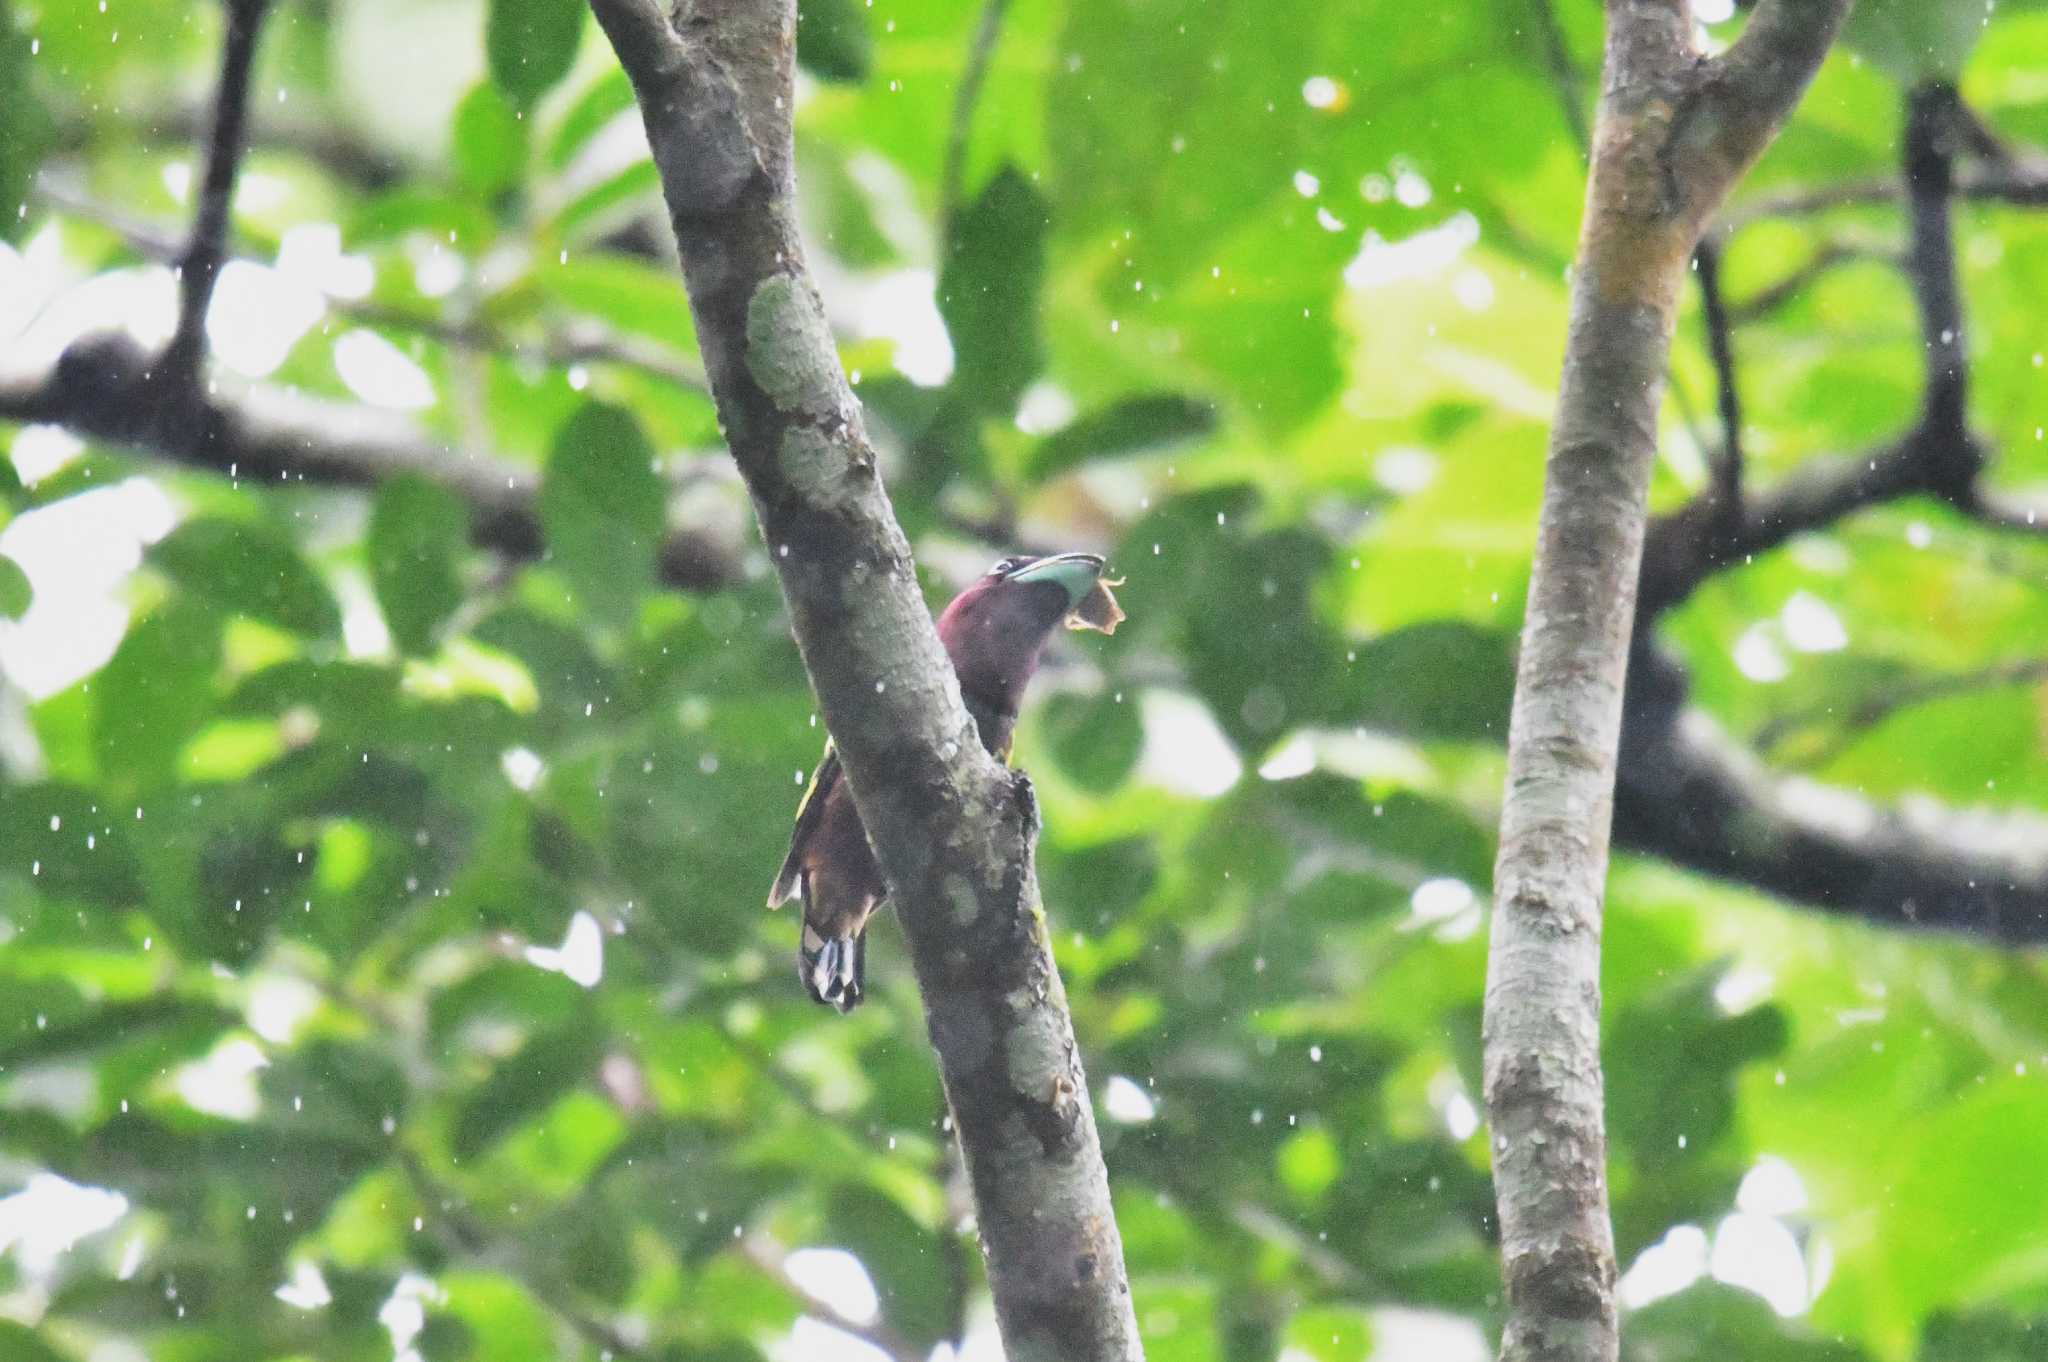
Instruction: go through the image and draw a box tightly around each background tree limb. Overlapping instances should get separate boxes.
[1618,72,2048,941]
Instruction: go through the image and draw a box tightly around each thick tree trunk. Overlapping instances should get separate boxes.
[583,2,1142,1358]
[1481,4,1850,1361]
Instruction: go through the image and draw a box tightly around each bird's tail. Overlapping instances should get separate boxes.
[799,917,865,1012]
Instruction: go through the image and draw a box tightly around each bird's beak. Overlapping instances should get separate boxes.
[1006,552,1105,608]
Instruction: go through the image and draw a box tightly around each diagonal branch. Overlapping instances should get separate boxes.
[1617,672,2048,942]
[583,2,1141,1358]
[1724,238,1896,322]
[1720,158,2048,231]
[941,0,1014,234]
[1527,0,1592,155]
[1619,79,2048,944]
[740,1234,926,1362]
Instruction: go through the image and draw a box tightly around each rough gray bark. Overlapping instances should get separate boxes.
[582,1,1141,1357]
[1482,4,1850,1361]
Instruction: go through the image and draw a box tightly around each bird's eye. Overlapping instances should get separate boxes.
[988,556,1027,577]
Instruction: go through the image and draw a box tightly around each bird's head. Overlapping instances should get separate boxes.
[937,552,1114,711]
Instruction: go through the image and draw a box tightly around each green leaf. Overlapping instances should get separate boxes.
[368,475,467,654]
[797,0,872,83]
[1884,1080,2048,1327]
[1841,0,1991,81]
[1028,393,1217,479]
[1041,691,1142,793]
[546,70,637,170]
[485,0,583,108]
[824,1184,955,1352]
[538,402,665,620]
[1628,1284,1870,1361]
[1283,1305,1375,1362]
[151,518,342,638]
[91,599,222,788]
[0,1320,73,1362]
[938,164,1049,416]
[451,80,528,200]
[0,550,30,619]
[450,1024,602,1160]
[0,0,52,245]
[1352,622,1515,744]
[538,253,698,350]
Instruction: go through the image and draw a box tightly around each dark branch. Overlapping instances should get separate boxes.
[1693,240,1744,512]
[1721,158,2048,231]
[164,0,274,388]
[1617,659,2048,943]
[1622,80,2048,945]
[1904,82,1970,451]
[0,339,744,591]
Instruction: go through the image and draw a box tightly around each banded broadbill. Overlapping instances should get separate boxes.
[768,551,1121,1010]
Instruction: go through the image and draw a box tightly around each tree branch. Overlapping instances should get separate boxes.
[1637,426,1945,617]
[1904,83,1971,457]
[1483,3,1848,1360]
[1619,78,2048,943]
[1617,666,2048,942]
[1720,158,2048,231]
[584,2,1141,1358]
[0,340,744,591]
[164,0,274,390]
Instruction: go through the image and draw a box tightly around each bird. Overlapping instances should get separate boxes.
[767,552,1123,1011]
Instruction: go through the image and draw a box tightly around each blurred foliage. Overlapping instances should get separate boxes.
[2,1,2048,1360]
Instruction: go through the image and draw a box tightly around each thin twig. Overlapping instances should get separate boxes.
[1527,0,1590,155]
[1756,656,2048,768]
[1693,240,1744,513]
[1719,159,2048,233]
[739,1233,926,1362]
[49,97,411,189]
[396,1150,649,1360]
[940,0,1012,234]
[1725,239,1897,323]
[164,0,274,387]
[34,180,709,392]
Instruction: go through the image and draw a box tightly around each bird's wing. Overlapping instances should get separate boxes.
[768,739,840,908]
